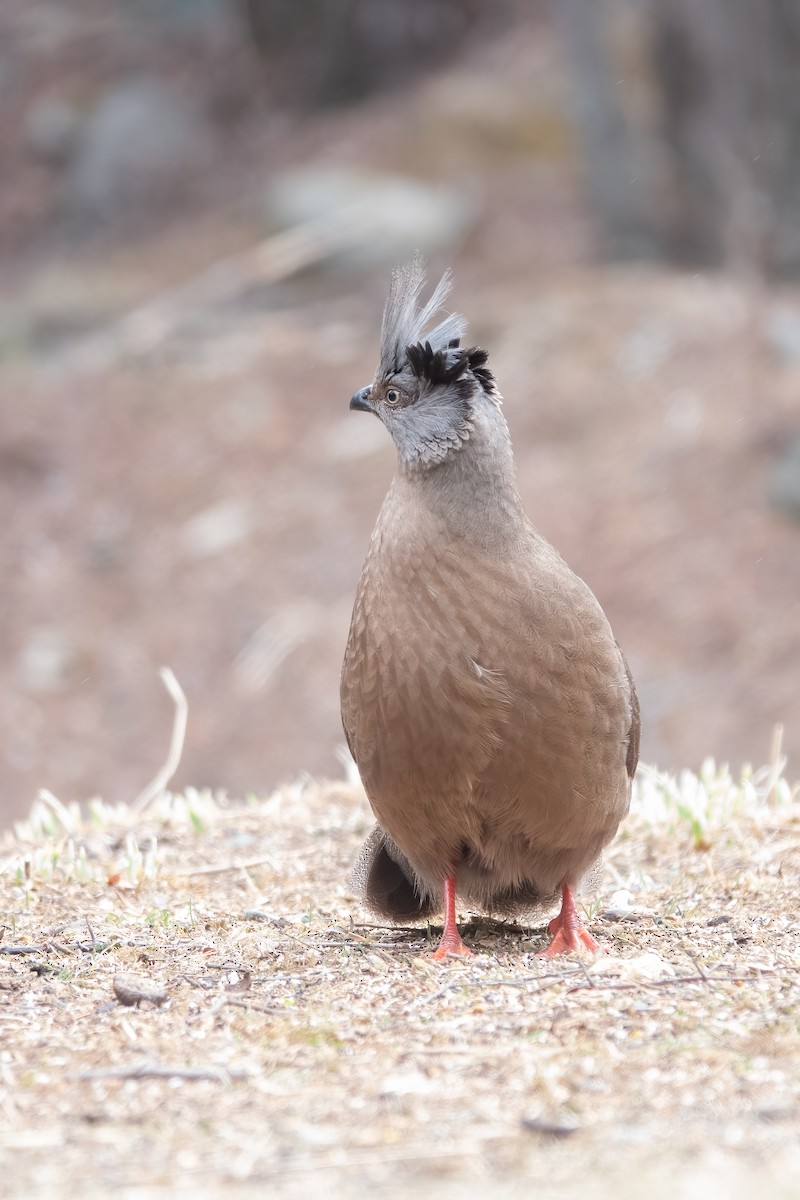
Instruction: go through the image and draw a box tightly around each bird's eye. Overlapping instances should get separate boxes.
[385,388,400,406]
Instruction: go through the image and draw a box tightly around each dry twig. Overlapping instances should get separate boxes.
[76,1063,250,1083]
[131,668,188,813]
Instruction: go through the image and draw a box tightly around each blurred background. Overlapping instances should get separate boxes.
[2,0,799,824]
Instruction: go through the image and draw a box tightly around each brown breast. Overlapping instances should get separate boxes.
[341,493,636,898]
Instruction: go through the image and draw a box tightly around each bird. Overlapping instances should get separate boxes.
[340,258,639,959]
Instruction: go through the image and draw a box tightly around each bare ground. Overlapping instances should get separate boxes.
[1,761,798,1200]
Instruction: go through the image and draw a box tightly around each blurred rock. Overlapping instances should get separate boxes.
[263,167,478,269]
[616,318,674,378]
[17,628,77,693]
[765,306,800,367]
[767,436,800,521]
[66,79,208,225]
[181,500,252,559]
[25,95,80,165]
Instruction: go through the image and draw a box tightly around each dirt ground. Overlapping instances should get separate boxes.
[1,760,798,1199]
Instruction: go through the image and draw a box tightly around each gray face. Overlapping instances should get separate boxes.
[350,365,476,468]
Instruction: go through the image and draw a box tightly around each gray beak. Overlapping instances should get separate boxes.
[350,386,374,413]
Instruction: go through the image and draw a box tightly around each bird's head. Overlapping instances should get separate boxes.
[350,257,501,470]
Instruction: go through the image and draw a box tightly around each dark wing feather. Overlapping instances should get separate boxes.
[621,650,640,780]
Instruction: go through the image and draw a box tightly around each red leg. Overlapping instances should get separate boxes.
[431,874,473,960]
[538,882,602,957]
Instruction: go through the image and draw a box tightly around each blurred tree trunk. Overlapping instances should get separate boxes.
[555,0,800,278]
[241,0,508,107]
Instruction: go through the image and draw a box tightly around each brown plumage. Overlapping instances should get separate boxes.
[341,258,640,958]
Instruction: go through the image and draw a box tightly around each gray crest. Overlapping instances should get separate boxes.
[378,255,468,379]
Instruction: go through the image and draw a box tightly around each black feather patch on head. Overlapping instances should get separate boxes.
[406,341,497,395]
[466,347,496,395]
[406,340,469,386]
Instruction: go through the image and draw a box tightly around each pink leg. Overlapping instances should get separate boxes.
[431,874,473,960]
[537,882,602,957]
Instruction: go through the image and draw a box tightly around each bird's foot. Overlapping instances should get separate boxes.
[538,923,602,958]
[431,930,474,960]
[537,881,603,957]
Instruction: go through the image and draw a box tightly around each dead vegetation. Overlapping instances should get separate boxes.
[1,744,798,1200]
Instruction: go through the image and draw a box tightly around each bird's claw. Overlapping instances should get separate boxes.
[431,933,473,960]
[537,924,603,957]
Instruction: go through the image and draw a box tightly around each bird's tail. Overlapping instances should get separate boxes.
[352,824,437,922]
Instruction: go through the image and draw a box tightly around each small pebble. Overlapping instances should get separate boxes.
[113,972,168,1008]
[521,1115,581,1138]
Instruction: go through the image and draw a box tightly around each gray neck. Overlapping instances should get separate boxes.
[394,402,525,548]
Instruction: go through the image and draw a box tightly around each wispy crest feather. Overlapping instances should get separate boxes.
[378,256,467,378]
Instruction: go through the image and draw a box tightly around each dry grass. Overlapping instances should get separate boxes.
[1,752,799,1200]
